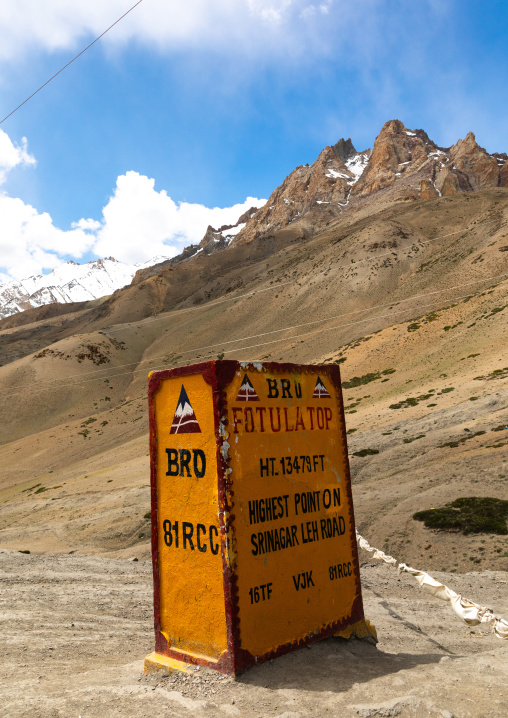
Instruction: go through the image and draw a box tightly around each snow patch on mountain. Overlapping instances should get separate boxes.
[0,256,172,319]
[345,153,369,182]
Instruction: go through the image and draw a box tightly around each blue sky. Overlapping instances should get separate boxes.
[0,0,507,280]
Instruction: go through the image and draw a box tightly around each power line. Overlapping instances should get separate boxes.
[134,284,508,373]
[0,0,144,125]
[2,270,506,397]
[23,269,508,386]
[103,227,468,335]
[75,282,508,384]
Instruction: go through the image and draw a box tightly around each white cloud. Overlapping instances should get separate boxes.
[71,217,102,232]
[0,156,265,280]
[0,130,35,184]
[0,194,97,279]
[0,1,340,62]
[93,171,265,264]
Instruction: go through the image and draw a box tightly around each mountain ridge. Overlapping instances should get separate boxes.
[0,255,173,320]
[1,119,506,319]
[196,119,507,251]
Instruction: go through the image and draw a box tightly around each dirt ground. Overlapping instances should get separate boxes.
[1,550,507,718]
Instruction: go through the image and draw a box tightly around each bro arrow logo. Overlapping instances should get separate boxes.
[236,374,260,401]
[170,385,201,434]
[312,376,331,399]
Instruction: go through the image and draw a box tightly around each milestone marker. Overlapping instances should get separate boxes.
[145,361,370,676]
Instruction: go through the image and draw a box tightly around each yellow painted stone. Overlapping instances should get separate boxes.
[146,361,366,675]
[153,372,228,661]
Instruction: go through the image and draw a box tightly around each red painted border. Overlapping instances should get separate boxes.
[148,360,365,676]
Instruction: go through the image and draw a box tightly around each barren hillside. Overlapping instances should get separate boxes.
[0,186,506,573]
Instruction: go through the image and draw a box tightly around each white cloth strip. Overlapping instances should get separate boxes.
[356,531,508,640]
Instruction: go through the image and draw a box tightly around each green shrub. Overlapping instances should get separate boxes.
[439,430,486,448]
[403,434,425,444]
[353,448,379,457]
[389,393,433,410]
[342,369,395,389]
[413,497,508,535]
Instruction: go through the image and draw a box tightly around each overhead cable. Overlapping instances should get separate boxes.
[0,0,144,125]
[2,272,505,396]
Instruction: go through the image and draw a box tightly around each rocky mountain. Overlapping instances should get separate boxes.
[0,256,171,319]
[3,119,506,316]
[199,119,507,250]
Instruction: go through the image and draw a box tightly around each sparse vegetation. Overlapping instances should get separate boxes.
[389,393,433,409]
[342,368,395,389]
[76,343,111,365]
[34,485,62,494]
[413,497,508,535]
[81,417,97,427]
[22,484,41,493]
[403,434,425,444]
[353,448,379,457]
[439,430,486,448]
[33,348,71,360]
[474,367,508,381]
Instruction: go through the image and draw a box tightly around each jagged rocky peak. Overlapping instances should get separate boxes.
[229,143,370,246]
[189,119,507,255]
[332,138,357,164]
[351,119,439,197]
[443,131,500,192]
[194,206,260,254]
[352,119,507,200]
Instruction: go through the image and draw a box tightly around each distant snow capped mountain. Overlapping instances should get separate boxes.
[0,256,171,319]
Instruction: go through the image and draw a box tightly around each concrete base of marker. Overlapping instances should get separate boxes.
[335,619,378,644]
[144,652,193,675]
[144,620,377,677]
